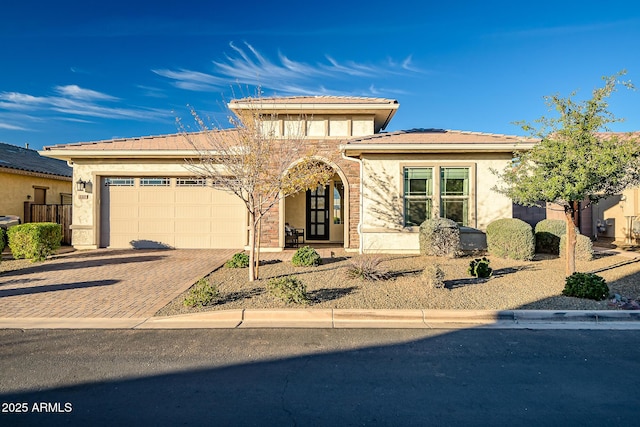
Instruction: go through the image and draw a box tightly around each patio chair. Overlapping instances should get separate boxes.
[284,223,304,248]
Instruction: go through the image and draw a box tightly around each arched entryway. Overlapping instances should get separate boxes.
[282,160,349,249]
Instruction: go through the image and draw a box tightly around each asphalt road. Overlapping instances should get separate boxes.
[0,328,638,426]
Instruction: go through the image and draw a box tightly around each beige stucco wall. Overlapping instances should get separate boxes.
[596,187,640,243]
[0,170,71,218]
[263,115,375,138]
[359,153,513,253]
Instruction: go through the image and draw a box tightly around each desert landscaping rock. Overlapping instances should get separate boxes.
[156,250,640,317]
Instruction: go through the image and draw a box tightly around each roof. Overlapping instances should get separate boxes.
[0,142,72,178]
[42,132,223,152]
[341,129,540,155]
[346,128,539,144]
[230,96,398,105]
[596,131,640,141]
[228,95,400,133]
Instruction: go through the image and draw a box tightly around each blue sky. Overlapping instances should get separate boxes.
[1,0,639,151]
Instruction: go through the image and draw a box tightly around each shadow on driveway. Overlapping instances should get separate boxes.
[0,255,166,277]
[0,280,119,298]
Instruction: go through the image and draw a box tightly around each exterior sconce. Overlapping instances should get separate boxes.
[76,179,88,192]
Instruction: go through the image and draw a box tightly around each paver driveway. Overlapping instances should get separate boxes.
[0,249,236,318]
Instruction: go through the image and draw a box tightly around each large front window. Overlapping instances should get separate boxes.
[403,166,470,227]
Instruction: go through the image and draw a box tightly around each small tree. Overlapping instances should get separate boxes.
[180,94,332,281]
[494,71,640,276]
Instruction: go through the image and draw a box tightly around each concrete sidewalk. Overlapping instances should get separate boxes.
[1,309,639,330]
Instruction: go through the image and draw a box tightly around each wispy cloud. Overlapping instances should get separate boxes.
[0,85,170,126]
[0,121,28,131]
[154,42,420,96]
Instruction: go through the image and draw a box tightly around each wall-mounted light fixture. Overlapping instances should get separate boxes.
[76,179,88,192]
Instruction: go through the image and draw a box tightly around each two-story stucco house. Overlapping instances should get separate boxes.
[41,96,538,253]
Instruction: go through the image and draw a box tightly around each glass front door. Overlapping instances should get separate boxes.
[306,185,330,240]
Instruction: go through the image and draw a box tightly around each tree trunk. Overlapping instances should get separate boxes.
[255,214,262,280]
[248,210,256,282]
[564,205,577,276]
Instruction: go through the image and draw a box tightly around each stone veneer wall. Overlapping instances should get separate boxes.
[258,137,360,250]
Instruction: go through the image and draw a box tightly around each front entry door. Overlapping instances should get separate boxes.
[306,185,330,240]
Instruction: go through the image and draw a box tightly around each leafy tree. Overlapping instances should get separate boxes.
[180,94,332,281]
[494,71,639,276]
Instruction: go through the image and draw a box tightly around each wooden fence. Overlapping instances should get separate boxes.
[30,204,72,245]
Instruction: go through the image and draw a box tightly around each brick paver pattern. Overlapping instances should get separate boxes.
[0,249,236,318]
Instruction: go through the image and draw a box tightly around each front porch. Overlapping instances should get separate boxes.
[283,172,348,248]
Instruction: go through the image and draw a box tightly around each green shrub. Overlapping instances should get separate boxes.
[225,252,249,268]
[421,264,445,289]
[562,272,608,301]
[183,277,220,307]
[535,219,566,254]
[267,276,310,304]
[345,254,390,281]
[7,222,62,262]
[486,218,535,261]
[419,217,461,257]
[291,246,322,267]
[559,234,594,261]
[468,257,493,278]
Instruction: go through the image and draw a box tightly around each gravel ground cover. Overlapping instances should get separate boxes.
[156,249,640,316]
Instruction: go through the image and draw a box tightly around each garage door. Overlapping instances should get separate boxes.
[100,177,247,249]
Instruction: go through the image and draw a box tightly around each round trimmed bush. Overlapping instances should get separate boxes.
[535,219,566,254]
[486,218,535,261]
[291,246,322,267]
[559,233,594,261]
[419,217,461,257]
[562,272,608,300]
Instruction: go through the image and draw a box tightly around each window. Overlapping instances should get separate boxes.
[403,168,433,226]
[105,178,134,186]
[176,178,206,187]
[333,182,344,224]
[403,166,471,227]
[140,178,170,187]
[440,168,469,226]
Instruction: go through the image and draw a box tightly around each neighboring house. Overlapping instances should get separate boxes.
[526,132,640,246]
[40,96,538,252]
[0,142,72,220]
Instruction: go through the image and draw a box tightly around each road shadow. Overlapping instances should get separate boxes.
[0,329,638,426]
[0,280,119,298]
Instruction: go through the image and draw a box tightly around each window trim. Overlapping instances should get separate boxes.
[400,163,476,228]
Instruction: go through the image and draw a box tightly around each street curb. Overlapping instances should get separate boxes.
[2,309,640,330]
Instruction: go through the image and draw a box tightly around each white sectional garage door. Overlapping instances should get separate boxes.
[100,177,247,249]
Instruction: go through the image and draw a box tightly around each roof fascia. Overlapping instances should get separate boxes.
[39,150,218,162]
[339,142,538,156]
[0,165,72,181]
